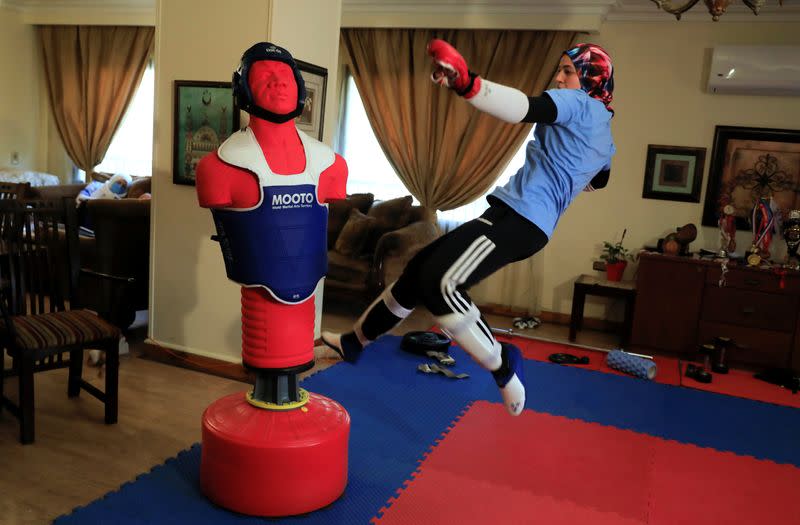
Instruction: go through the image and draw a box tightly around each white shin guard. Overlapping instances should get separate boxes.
[353,282,413,347]
[436,304,501,371]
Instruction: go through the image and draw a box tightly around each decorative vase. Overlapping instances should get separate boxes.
[606,261,627,282]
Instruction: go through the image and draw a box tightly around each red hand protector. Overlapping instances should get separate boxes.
[426,39,481,99]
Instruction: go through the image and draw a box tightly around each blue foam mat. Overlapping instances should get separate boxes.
[55,336,800,524]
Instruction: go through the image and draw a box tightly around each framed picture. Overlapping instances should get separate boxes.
[294,60,327,141]
[701,126,800,228]
[642,144,706,202]
[173,80,240,186]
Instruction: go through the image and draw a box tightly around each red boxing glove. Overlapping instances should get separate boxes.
[426,39,481,99]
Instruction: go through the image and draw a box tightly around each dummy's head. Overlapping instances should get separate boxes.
[233,42,306,123]
[557,43,614,111]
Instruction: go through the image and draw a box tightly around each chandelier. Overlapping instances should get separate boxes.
[650,0,783,21]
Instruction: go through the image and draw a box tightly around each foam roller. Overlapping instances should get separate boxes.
[606,349,657,380]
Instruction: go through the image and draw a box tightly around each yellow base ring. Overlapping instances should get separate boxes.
[246,388,310,411]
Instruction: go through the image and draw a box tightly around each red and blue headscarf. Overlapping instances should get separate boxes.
[564,43,614,112]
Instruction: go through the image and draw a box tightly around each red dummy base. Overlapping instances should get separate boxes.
[200,391,350,517]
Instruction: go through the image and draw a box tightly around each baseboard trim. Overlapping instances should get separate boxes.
[139,306,619,381]
[138,340,251,383]
[478,303,621,333]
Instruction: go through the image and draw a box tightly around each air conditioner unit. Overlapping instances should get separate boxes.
[707,45,800,96]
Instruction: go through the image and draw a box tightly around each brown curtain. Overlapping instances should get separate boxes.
[341,28,576,211]
[38,25,154,178]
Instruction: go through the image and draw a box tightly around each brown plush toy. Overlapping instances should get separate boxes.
[660,223,697,256]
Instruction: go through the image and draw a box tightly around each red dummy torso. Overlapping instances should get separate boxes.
[196,60,347,369]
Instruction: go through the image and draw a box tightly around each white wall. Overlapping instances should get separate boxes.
[3,3,156,181]
[149,0,343,363]
[270,0,343,335]
[543,21,800,320]
[0,6,41,172]
[8,1,798,359]
[339,9,800,320]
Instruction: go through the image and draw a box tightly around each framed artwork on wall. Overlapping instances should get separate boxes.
[294,60,328,141]
[173,80,240,186]
[701,126,800,228]
[642,144,706,202]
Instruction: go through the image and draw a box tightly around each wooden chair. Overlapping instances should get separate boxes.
[0,198,122,444]
[0,182,30,242]
[0,182,31,201]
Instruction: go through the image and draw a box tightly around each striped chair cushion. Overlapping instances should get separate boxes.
[10,309,120,350]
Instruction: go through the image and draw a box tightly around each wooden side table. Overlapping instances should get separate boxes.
[569,274,637,347]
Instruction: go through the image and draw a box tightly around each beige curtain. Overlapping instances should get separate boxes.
[341,28,576,211]
[38,25,154,178]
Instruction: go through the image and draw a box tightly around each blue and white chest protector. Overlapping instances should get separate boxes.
[211,127,334,304]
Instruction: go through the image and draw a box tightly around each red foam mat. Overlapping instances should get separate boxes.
[492,335,682,386]
[433,326,797,406]
[373,401,800,525]
[680,361,800,409]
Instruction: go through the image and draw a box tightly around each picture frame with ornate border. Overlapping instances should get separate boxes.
[172,80,240,186]
[642,144,706,203]
[701,125,800,228]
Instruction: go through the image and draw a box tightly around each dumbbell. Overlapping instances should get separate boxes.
[685,344,713,384]
[712,336,732,374]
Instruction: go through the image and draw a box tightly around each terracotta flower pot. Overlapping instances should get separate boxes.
[606,260,627,281]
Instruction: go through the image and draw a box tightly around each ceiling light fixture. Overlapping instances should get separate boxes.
[650,0,783,21]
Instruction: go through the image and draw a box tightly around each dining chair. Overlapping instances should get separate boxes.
[0,198,122,444]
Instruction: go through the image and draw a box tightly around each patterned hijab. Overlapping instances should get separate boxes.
[564,43,614,112]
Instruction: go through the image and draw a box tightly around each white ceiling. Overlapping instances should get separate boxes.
[2,0,799,22]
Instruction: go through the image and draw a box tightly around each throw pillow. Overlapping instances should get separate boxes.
[347,193,375,214]
[364,195,413,253]
[334,208,375,257]
[327,199,356,249]
[327,193,375,249]
[367,195,413,231]
[127,177,151,199]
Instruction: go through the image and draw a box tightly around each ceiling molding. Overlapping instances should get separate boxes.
[3,0,155,25]
[4,0,798,26]
[342,0,800,26]
[341,0,618,30]
[342,0,617,13]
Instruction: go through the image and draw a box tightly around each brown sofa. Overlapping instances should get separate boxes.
[24,177,151,329]
[325,194,440,301]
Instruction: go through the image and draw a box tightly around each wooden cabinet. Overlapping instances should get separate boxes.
[631,252,800,369]
[794,309,800,372]
[629,254,706,354]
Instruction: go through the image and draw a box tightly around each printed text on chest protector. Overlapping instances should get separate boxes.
[272,192,315,209]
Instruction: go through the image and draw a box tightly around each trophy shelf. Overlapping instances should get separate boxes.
[629,252,800,371]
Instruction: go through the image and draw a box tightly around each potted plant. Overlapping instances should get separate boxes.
[600,230,633,281]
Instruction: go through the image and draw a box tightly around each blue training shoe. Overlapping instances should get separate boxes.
[491,342,526,416]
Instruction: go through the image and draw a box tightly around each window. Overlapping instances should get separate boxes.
[79,62,155,180]
[337,74,533,228]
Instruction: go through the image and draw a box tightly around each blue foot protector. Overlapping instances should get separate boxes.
[321,331,363,363]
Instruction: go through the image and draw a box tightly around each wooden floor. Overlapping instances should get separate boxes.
[0,301,619,524]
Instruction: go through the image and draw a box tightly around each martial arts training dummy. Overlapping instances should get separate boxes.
[323,39,616,417]
[195,42,349,517]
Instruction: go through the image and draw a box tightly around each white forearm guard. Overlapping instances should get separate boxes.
[467,79,529,124]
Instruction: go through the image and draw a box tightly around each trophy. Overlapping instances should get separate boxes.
[748,197,777,266]
[782,209,800,268]
[718,204,736,257]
